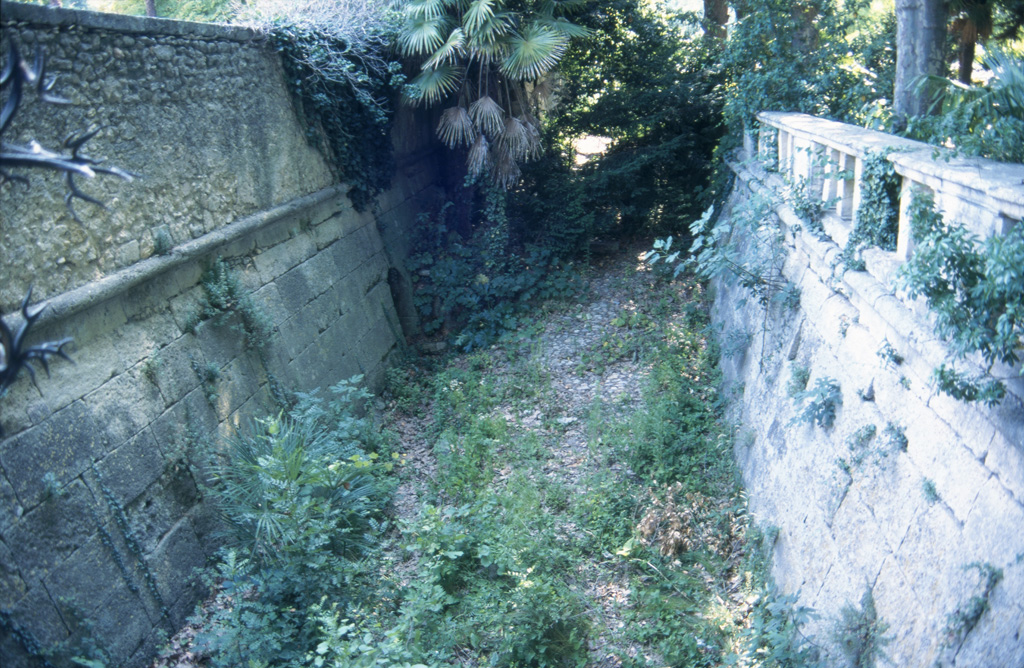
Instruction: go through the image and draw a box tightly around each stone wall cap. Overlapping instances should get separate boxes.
[0,0,257,42]
[889,149,1024,209]
[757,111,929,156]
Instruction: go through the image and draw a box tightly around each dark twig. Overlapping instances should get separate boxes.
[0,43,134,220]
[0,287,74,397]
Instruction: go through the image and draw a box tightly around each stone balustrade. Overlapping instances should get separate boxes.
[756,111,1024,262]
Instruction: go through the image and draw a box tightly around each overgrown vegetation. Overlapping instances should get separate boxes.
[790,377,843,430]
[898,189,1023,405]
[186,257,271,350]
[258,1,404,210]
[167,261,820,667]
[943,562,1004,648]
[833,589,890,668]
[841,150,899,270]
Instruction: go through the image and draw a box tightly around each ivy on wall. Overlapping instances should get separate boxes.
[842,149,899,270]
[270,25,405,211]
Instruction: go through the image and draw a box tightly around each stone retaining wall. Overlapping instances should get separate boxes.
[0,1,335,309]
[715,129,1024,665]
[0,4,442,666]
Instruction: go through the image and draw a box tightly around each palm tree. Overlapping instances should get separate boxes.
[398,0,589,187]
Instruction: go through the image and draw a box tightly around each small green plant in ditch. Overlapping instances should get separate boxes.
[876,339,904,368]
[153,227,174,256]
[922,479,940,504]
[187,257,271,350]
[838,314,852,338]
[845,424,878,466]
[944,563,1003,647]
[882,422,908,451]
[191,359,221,406]
[141,355,162,385]
[834,588,891,668]
[791,376,842,429]
[787,364,811,397]
[40,471,63,502]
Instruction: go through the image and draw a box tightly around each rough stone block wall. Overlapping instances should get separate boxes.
[0,1,334,309]
[0,3,441,666]
[715,165,1024,666]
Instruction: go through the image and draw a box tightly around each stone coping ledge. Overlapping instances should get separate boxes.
[14,185,346,330]
[0,0,257,42]
[757,110,929,157]
[889,150,1024,214]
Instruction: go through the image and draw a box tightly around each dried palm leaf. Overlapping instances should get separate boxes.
[468,133,491,178]
[532,78,557,110]
[491,143,521,188]
[517,114,542,160]
[437,106,476,147]
[498,116,531,161]
[469,95,504,136]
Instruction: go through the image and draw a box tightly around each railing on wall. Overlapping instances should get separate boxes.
[755,111,1024,263]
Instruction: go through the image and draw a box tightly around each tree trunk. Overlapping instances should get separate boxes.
[894,0,949,121]
[145,0,157,17]
[703,0,728,39]
[958,33,976,83]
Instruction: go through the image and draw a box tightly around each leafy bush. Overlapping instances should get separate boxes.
[195,377,393,666]
[407,200,584,351]
[834,589,891,668]
[555,4,724,236]
[735,586,820,668]
[722,0,896,132]
[908,46,1024,164]
[842,150,899,270]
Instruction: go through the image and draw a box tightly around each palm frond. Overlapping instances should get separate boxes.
[437,106,476,147]
[399,14,450,56]
[502,23,567,81]
[469,95,505,135]
[535,16,592,39]
[405,65,463,105]
[982,45,1024,116]
[404,0,448,20]
[468,133,491,177]
[424,27,467,69]
[540,0,591,16]
[466,33,511,64]
[463,0,502,34]
[465,11,515,50]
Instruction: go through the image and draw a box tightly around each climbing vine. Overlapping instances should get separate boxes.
[899,189,1023,405]
[842,150,899,270]
[270,24,405,210]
